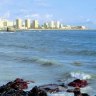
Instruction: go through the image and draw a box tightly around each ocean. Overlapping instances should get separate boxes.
[0,30,96,95]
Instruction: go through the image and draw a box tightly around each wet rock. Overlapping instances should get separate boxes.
[11,78,28,90]
[0,78,89,96]
[28,86,47,96]
[81,93,90,96]
[68,79,88,88]
[0,78,29,96]
[67,87,89,96]
[1,89,28,96]
[38,83,67,93]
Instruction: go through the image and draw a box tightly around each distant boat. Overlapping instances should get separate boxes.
[7,27,15,32]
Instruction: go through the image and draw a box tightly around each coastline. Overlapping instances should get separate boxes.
[0,28,93,32]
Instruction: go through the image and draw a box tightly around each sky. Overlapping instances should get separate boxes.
[0,0,96,28]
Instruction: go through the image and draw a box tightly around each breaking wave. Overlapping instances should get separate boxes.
[70,72,91,80]
[16,56,59,66]
[59,71,92,83]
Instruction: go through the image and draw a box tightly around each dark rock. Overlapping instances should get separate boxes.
[59,83,68,88]
[81,93,90,96]
[67,87,89,96]
[0,82,13,93]
[28,86,47,96]
[11,78,28,90]
[0,89,28,96]
[68,79,88,88]
[39,84,67,93]
[0,78,29,96]
[0,78,89,96]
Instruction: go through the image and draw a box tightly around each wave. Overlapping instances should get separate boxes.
[75,50,96,56]
[0,32,15,34]
[16,56,59,66]
[49,86,93,96]
[7,44,33,49]
[59,72,92,83]
[61,49,96,56]
[0,43,34,50]
[36,58,57,66]
[71,61,83,66]
[70,72,91,80]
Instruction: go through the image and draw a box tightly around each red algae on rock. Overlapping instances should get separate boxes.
[68,79,88,88]
[0,78,89,96]
[11,78,29,90]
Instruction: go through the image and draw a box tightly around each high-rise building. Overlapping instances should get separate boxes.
[0,19,14,28]
[32,20,39,29]
[25,19,31,29]
[49,21,55,29]
[55,21,60,29]
[0,20,4,28]
[60,24,64,29]
[16,19,22,29]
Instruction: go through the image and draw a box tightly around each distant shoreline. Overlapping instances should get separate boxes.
[0,28,95,32]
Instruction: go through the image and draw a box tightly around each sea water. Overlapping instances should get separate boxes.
[0,30,96,95]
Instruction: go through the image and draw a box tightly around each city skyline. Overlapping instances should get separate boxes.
[0,18,87,30]
[0,0,96,28]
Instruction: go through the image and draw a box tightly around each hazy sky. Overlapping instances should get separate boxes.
[0,0,96,28]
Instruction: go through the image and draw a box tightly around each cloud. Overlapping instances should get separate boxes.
[20,9,29,13]
[0,0,13,6]
[37,2,49,7]
[25,13,40,19]
[86,18,91,23]
[0,0,11,4]
[33,0,49,7]
[19,9,32,15]
[31,14,40,18]
[0,11,10,19]
[24,13,54,21]
[45,14,53,19]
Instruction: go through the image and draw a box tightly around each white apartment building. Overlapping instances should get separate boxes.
[55,21,60,29]
[16,19,22,29]
[25,19,31,29]
[49,21,55,28]
[0,19,14,28]
[32,20,39,29]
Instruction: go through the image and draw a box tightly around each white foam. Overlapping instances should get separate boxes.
[48,92,74,96]
[0,32,15,33]
[70,72,91,80]
[81,86,92,93]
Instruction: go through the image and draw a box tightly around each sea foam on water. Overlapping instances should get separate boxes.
[70,72,91,80]
[48,92,73,96]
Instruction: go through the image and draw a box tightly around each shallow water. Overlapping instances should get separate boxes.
[0,30,96,95]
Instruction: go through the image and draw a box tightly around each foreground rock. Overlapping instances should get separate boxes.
[0,78,47,96]
[0,78,28,96]
[67,87,89,96]
[68,79,88,88]
[28,86,47,96]
[38,83,67,93]
[0,78,89,96]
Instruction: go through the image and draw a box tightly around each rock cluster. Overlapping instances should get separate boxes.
[0,78,89,96]
[68,79,88,88]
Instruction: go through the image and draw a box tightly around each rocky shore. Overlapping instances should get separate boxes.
[0,78,90,96]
